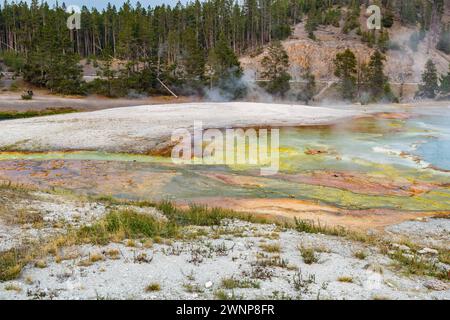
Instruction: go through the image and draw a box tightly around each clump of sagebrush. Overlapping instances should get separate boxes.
[220,277,260,289]
[214,290,243,300]
[299,246,319,265]
[354,250,368,260]
[292,271,316,293]
[254,252,289,269]
[183,283,204,293]
[145,282,161,292]
[389,250,448,280]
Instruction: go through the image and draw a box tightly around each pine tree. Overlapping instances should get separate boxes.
[334,49,357,100]
[382,8,394,28]
[305,10,318,40]
[437,25,450,54]
[342,4,360,34]
[182,28,205,91]
[260,41,291,97]
[367,51,388,100]
[207,33,245,99]
[297,67,316,104]
[94,54,118,97]
[400,1,418,25]
[439,64,450,95]
[377,30,390,53]
[417,59,439,99]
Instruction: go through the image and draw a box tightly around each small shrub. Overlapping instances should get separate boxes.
[354,250,367,260]
[214,290,243,300]
[337,276,353,283]
[21,93,33,100]
[89,252,104,263]
[220,277,260,289]
[34,260,47,269]
[299,247,318,265]
[260,243,281,253]
[254,253,289,269]
[4,284,22,292]
[293,271,316,293]
[183,283,204,293]
[105,249,121,260]
[0,250,25,281]
[145,282,161,292]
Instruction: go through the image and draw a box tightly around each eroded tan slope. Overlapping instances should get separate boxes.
[241,12,450,90]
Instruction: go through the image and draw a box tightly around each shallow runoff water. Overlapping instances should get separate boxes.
[0,104,449,213]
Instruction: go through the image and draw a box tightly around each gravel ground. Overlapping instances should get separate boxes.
[0,192,106,252]
[386,218,450,249]
[1,218,448,300]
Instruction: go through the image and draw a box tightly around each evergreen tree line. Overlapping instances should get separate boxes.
[417,60,450,99]
[333,48,396,103]
[333,47,450,102]
[0,0,447,98]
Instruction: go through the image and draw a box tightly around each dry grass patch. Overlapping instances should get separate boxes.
[145,282,161,292]
[34,259,47,269]
[260,243,281,253]
[299,246,319,265]
[214,290,243,300]
[5,209,43,226]
[354,250,368,260]
[220,277,260,289]
[389,250,448,280]
[105,249,121,260]
[126,239,136,247]
[254,252,289,269]
[183,283,204,293]
[337,276,354,283]
[89,252,105,263]
[0,249,26,281]
[4,283,22,292]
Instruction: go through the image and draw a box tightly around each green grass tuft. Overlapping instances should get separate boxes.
[299,246,319,265]
[0,107,78,120]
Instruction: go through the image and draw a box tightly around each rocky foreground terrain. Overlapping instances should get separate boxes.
[0,185,448,300]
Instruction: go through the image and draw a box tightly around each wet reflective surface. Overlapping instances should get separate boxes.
[0,105,449,218]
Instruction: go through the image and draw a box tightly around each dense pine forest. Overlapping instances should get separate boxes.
[0,0,448,99]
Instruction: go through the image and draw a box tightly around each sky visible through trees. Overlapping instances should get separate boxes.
[26,0,188,10]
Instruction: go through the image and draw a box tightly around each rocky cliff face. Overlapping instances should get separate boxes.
[241,10,450,101]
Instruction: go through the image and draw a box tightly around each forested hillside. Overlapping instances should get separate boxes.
[0,0,449,99]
